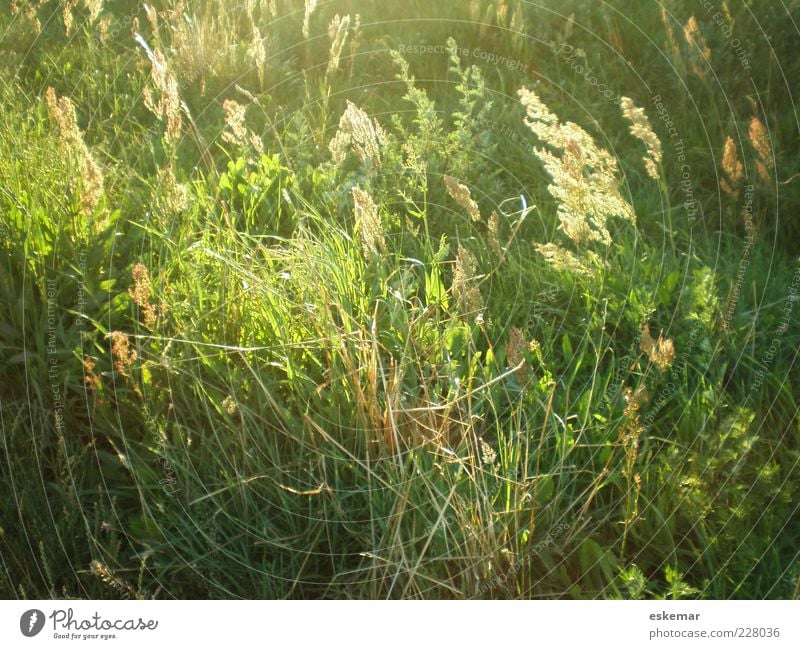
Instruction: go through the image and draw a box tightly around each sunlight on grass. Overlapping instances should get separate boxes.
[0,0,798,600]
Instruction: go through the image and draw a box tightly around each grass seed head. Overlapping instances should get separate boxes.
[222,99,263,153]
[621,96,662,181]
[327,14,351,76]
[222,396,238,415]
[141,47,183,146]
[519,87,635,247]
[108,331,137,377]
[352,186,384,257]
[720,136,744,198]
[303,0,318,39]
[640,324,676,372]
[660,7,684,66]
[533,242,591,276]
[682,16,711,79]
[748,116,773,183]
[248,26,267,72]
[505,326,533,382]
[129,263,157,327]
[83,356,101,391]
[44,87,104,215]
[329,100,386,168]
[443,175,481,222]
[84,0,103,22]
[488,210,502,256]
[156,161,189,214]
[453,245,483,316]
[144,3,158,32]
[480,439,497,466]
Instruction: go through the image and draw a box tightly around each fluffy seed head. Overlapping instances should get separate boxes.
[327,14,350,76]
[108,331,137,377]
[156,161,189,215]
[748,116,773,183]
[329,100,386,168]
[140,45,183,146]
[660,7,683,65]
[621,96,662,181]
[640,324,676,372]
[480,439,497,466]
[683,16,711,59]
[129,263,157,327]
[487,210,502,256]
[443,175,481,222]
[720,136,744,197]
[452,245,483,316]
[682,16,711,79]
[505,326,533,382]
[248,27,267,71]
[222,99,263,153]
[533,242,592,276]
[44,87,104,215]
[519,87,635,247]
[222,395,238,415]
[352,186,384,257]
[303,0,318,39]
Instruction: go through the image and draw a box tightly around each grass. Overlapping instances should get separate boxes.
[0,0,798,599]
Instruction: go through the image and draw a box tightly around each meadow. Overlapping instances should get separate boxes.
[0,0,798,599]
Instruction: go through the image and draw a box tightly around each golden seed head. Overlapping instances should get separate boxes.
[84,0,103,22]
[748,117,773,184]
[505,326,532,383]
[327,14,351,76]
[533,242,591,276]
[222,396,238,415]
[90,560,113,582]
[621,96,662,181]
[45,87,80,150]
[44,87,104,215]
[141,46,183,146]
[660,7,683,64]
[519,87,635,248]
[79,150,104,215]
[443,175,481,222]
[640,324,676,372]
[352,186,384,257]
[108,331,137,376]
[452,245,483,316]
[248,27,267,71]
[222,99,263,153]
[720,136,744,197]
[157,161,189,214]
[62,0,77,35]
[130,264,151,306]
[129,263,157,327]
[329,100,386,168]
[682,16,711,79]
[144,3,158,32]
[505,326,525,367]
[480,439,497,466]
[487,210,502,256]
[303,0,318,39]
[683,16,711,59]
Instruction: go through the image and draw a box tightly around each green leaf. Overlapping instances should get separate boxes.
[561,334,573,361]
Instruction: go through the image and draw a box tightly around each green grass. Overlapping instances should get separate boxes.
[1,0,798,599]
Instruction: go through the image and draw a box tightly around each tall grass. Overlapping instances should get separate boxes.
[1,0,798,599]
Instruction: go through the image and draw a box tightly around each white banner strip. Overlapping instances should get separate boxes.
[2,600,798,648]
